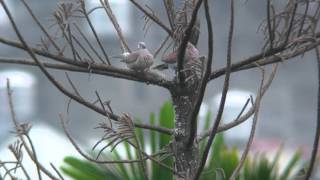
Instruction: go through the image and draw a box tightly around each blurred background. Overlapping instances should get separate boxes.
[0,0,319,178]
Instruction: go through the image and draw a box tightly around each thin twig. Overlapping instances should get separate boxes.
[25,135,42,180]
[21,0,61,53]
[80,0,110,64]
[230,65,272,179]
[59,114,143,164]
[0,37,173,88]
[8,144,31,180]
[100,0,131,52]
[162,0,175,30]
[283,3,297,46]
[154,35,170,58]
[198,63,278,142]
[187,0,213,148]
[5,79,58,179]
[209,32,320,81]
[71,34,95,63]
[194,1,234,178]
[305,46,320,179]
[298,2,309,36]
[1,0,173,148]
[65,72,81,97]
[128,0,173,37]
[74,24,105,63]
[267,0,274,49]
[50,163,65,180]
[177,0,204,85]
[0,160,16,179]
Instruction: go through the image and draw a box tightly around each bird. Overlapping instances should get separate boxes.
[111,42,154,72]
[153,42,200,70]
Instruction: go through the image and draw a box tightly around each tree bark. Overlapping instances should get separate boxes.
[171,72,201,179]
[172,94,199,179]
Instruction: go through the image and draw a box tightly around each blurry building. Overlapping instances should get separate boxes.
[0,0,318,162]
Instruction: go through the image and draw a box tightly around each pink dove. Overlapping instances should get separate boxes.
[154,42,200,70]
[112,42,154,72]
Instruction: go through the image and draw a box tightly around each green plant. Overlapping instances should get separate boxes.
[61,101,302,180]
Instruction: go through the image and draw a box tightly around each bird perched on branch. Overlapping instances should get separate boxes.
[153,42,200,70]
[111,42,153,72]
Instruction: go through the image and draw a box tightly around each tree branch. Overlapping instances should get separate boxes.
[198,63,278,142]
[177,0,204,85]
[230,65,269,179]
[0,37,173,88]
[0,3,173,136]
[128,0,173,37]
[209,33,320,80]
[194,0,234,179]
[100,0,131,52]
[187,0,213,148]
[305,46,320,179]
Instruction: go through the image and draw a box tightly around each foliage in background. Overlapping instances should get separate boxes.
[61,101,302,180]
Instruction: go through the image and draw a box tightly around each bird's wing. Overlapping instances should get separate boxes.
[153,64,169,70]
[162,51,177,64]
[121,51,140,63]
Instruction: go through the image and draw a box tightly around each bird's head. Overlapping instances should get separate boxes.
[138,42,146,49]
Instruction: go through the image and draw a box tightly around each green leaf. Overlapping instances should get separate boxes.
[200,111,212,153]
[135,118,145,151]
[280,150,302,179]
[208,134,225,170]
[112,149,130,180]
[256,155,272,180]
[150,112,159,180]
[220,148,239,179]
[158,101,174,180]
[61,156,115,180]
[124,142,138,180]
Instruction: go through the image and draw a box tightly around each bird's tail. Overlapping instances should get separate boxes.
[153,64,169,70]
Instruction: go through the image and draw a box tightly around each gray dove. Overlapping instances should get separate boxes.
[112,42,154,72]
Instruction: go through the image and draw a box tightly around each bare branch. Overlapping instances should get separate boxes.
[71,34,95,63]
[8,141,31,180]
[187,0,213,147]
[78,0,110,64]
[50,163,65,180]
[59,114,143,164]
[128,0,173,37]
[209,32,320,80]
[100,0,131,52]
[65,72,81,97]
[230,65,271,179]
[162,0,175,30]
[25,135,42,180]
[5,78,58,179]
[74,24,105,63]
[0,37,173,88]
[177,0,204,85]
[267,0,274,49]
[198,63,278,142]
[305,46,320,179]
[1,0,173,139]
[21,0,61,53]
[194,0,234,178]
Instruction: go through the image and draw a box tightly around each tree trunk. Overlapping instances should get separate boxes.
[171,82,200,179]
[171,20,202,179]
